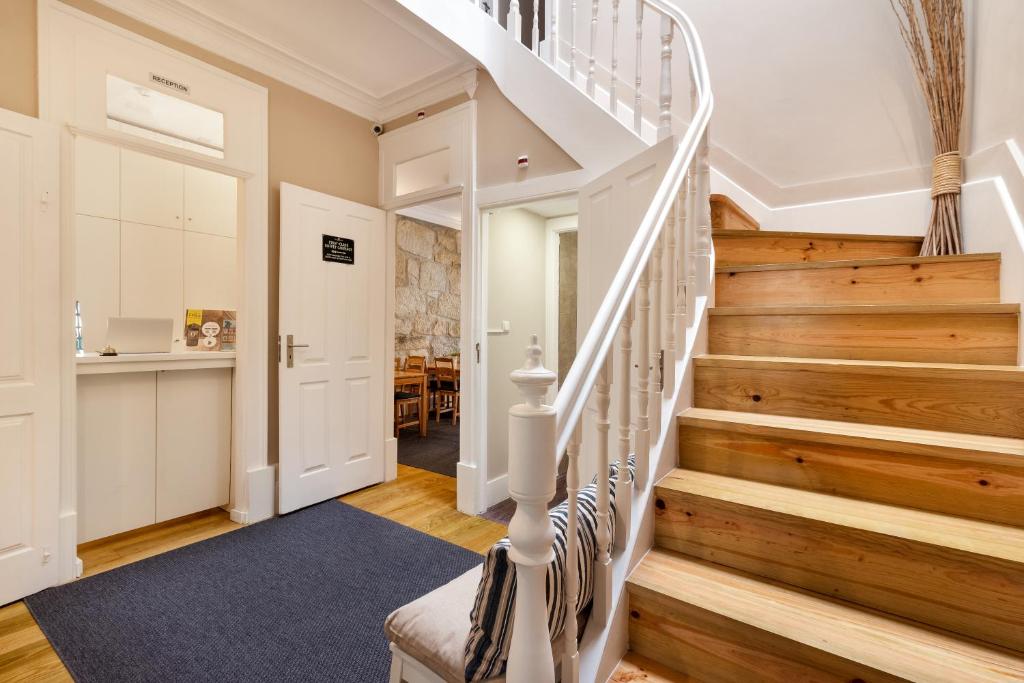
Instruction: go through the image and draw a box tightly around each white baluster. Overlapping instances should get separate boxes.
[675,176,692,339]
[649,230,663,438]
[509,0,523,43]
[633,0,643,134]
[658,13,673,140]
[560,422,582,683]
[610,0,620,115]
[697,128,712,293]
[614,301,633,548]
[550,0,560,66]
[506,335,557,683]
[662,197,677,391]
[532,1,540,55]
[592,354,612,626]
[587,0,599,97]
[570,0,578,83]
[635,263,651,489]
[685,161,698,328]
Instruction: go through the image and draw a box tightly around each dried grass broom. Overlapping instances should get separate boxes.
[890,0,966,256]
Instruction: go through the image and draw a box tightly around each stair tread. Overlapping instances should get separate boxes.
[709,302,1021,316]
[677,407,1024,457]
[658,468,1024,564]
[611,652,699,683]
[629,550,1024,682]
[716,251,1001,273]
[712,228,923,242]
[696,353,1024,376]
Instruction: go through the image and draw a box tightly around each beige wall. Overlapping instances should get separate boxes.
[385,71,580,188]
[1,0,379,464]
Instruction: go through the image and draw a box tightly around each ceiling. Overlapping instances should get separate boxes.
[100,0,478,121]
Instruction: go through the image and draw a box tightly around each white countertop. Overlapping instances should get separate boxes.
[76,351,236,375]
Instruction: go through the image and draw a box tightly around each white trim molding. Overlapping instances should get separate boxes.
[91,0,479,122]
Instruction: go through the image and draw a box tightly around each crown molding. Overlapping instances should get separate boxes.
[91,0,477,122]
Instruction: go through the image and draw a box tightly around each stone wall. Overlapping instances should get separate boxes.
[395,216,461,362]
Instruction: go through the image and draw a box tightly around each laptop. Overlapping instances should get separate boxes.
[105,317,175,354]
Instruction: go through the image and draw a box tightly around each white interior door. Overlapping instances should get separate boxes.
[0,109,60,604]
[278,183,386,514]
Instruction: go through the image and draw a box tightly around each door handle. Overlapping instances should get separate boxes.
[286,334,309,368]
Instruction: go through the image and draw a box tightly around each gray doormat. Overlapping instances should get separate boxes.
[26,501,482,682]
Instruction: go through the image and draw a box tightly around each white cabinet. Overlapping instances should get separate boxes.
[77,367,233,543]
[184,165,237,237]
[156,369,231,522]
[121,221,184,341]
[74,137,119,220]
[120,148,184,229]
[77,373,157,543]
[184,231,237,310]
[75,215,119,352]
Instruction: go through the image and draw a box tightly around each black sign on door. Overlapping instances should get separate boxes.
[322,234,355,264]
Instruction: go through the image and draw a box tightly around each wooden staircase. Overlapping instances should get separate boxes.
[618,218,1024,682]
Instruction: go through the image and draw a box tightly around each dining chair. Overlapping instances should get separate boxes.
[405,355,426,372]
[433,356,459,425]
[394,375,422,437]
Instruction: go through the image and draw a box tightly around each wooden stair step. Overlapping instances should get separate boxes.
[676,407,1024,526]
[708,303,1020,364]
[653,469,1024,651]
[627,549,1024,683]
[693,355,1024,439]
[713,229,922,266]
[709,194,759,231]
[715,253,1001,307]
[611,652,700,683]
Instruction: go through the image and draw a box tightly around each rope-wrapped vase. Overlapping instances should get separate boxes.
[891,0,965,256]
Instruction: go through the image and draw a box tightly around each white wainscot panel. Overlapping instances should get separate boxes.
[120,148,183,230]
[77,373,157,543]
[75,214,119,352]
[75,136,119,220]
[121,221,184,342]
[155,368,231,522]
[0,416,31,554]
[184,231,237,311]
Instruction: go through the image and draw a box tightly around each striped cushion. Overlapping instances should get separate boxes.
[463,458,635,681]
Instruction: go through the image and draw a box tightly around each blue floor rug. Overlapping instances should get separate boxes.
[26,501,483,682]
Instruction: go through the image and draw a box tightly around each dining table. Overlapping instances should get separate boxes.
[394,369,429,437]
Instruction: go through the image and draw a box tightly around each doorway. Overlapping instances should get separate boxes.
[480,194,578,523]
[393,195,464,479]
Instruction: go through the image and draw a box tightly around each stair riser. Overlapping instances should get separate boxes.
[716,259,1000,307]
[653,486,1024,652]
[710,196,759,232]
[714,236,921,267]
[694,361,1024,438]
[708,312,1020,364]
[677,424,1024,527]
[627,585,903,683]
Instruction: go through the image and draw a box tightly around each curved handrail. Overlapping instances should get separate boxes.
[552,1,713,457]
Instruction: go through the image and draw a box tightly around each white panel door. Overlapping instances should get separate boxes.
[120,148,183,230]
[75,214,120,352]
[0,109,60,604]
[576,138,674,483]
[184,165,237,237]
[278,183,385,513]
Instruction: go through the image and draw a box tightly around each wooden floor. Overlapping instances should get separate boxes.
[0,464,505,682]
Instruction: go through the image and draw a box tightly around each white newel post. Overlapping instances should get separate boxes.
[507,336,557,683]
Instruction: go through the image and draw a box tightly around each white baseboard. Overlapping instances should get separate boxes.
[231,464,276,524]
[58,509,79,584]
[456,461,480,514]
[385,436,398,481]
[484,473,510,509]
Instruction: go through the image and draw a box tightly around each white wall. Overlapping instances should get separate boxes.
[486,208,549,480]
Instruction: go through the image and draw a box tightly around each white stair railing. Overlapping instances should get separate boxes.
[488,1,714,682]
